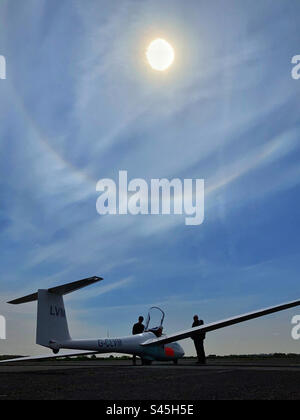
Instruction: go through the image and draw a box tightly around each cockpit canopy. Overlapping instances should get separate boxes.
[144,307,165,337]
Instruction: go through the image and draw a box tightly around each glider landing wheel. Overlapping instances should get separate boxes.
[52,349,59,355]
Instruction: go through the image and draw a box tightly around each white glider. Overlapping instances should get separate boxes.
[1,277,299,365]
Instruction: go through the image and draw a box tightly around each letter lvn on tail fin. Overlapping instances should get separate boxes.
[36,289,70,348]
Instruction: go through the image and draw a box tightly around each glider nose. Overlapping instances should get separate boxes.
[176,343,185,358]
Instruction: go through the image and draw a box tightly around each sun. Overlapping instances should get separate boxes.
[146,39,175,72]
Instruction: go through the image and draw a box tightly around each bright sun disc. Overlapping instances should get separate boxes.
[146,39,175,71]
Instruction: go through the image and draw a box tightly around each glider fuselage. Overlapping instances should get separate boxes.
[56,332,185,362]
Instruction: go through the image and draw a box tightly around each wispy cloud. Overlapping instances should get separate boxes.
[67,276,135,302]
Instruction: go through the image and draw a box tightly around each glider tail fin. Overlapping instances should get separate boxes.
[8,276,103,350]
[36,289,70,349]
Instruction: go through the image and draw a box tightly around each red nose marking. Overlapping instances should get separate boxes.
[165,347,175,357]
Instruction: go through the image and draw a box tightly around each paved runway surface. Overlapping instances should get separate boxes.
[0,359,299,400]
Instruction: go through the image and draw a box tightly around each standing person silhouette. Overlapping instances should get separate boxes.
[192,315,206,365]
[132,316,145,365]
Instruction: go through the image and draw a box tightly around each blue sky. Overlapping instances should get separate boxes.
[0,0,300,356]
